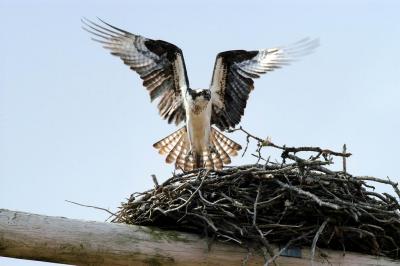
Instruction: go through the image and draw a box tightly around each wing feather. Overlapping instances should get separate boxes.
[82,18,189,125]
[210,38,318,130]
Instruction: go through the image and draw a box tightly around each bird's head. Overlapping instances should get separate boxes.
[186,88,211,114]
[187,88,211,102]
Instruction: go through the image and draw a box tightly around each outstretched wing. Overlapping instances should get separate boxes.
[210,38,319,130]
[82,18,189,125]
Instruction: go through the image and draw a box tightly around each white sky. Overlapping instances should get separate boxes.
[1,0,400,265]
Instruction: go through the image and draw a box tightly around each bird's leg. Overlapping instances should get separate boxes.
[185,149,194,161]
[209,144,219,155]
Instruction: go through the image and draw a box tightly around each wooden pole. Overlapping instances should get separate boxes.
[0,209,397,266]
[0,208,263,266]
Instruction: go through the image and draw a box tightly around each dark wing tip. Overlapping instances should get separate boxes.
[217,50,259,65]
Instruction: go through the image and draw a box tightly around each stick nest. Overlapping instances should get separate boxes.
[113,128,400,262]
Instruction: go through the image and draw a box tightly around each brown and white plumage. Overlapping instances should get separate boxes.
[210,38,319,130]
[152,127,240,171]
[83,18,317,170]
[82,18,188,125]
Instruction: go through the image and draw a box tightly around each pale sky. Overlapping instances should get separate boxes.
[1,0,400,265]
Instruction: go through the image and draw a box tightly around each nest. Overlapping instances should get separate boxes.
[113,128,400,263]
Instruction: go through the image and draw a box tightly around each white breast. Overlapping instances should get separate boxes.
[184,96,212,153]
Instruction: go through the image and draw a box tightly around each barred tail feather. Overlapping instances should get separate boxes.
[153,127,186,155]
[211,151,223,170]
[153,127,192,171]
[201,150,214,170]
[212,128,242,157]
[183,153,194,171]
[153,126,241,171]
[165,134,185,163]
[176,144,189,169]
[204,151,214,169]
[190,127,241,170]
[211,132,231,164]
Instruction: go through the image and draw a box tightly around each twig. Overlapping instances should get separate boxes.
[151,174,159,188]
[165,171,207,213]
[255,225,276,263]
[275,180,340,209]
[342,144,347,174]
[65,200,116,218]
[311,219,329,266]
[357,176,400,199]
[253,183,262,226]
[265,230,313,266]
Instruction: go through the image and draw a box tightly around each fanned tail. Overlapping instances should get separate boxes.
[153,126,241,171]
[211,127,241,157]
[153,127,192,171]
[153,127,186,156]
[210,127,242,169]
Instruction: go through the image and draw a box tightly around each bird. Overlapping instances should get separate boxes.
[82,18,318,171]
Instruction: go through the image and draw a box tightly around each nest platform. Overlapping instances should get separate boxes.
[113,130,400,263]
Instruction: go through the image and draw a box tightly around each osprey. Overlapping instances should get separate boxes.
[83,18,318,171]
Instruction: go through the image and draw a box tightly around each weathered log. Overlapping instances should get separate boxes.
[0,209,398,265]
